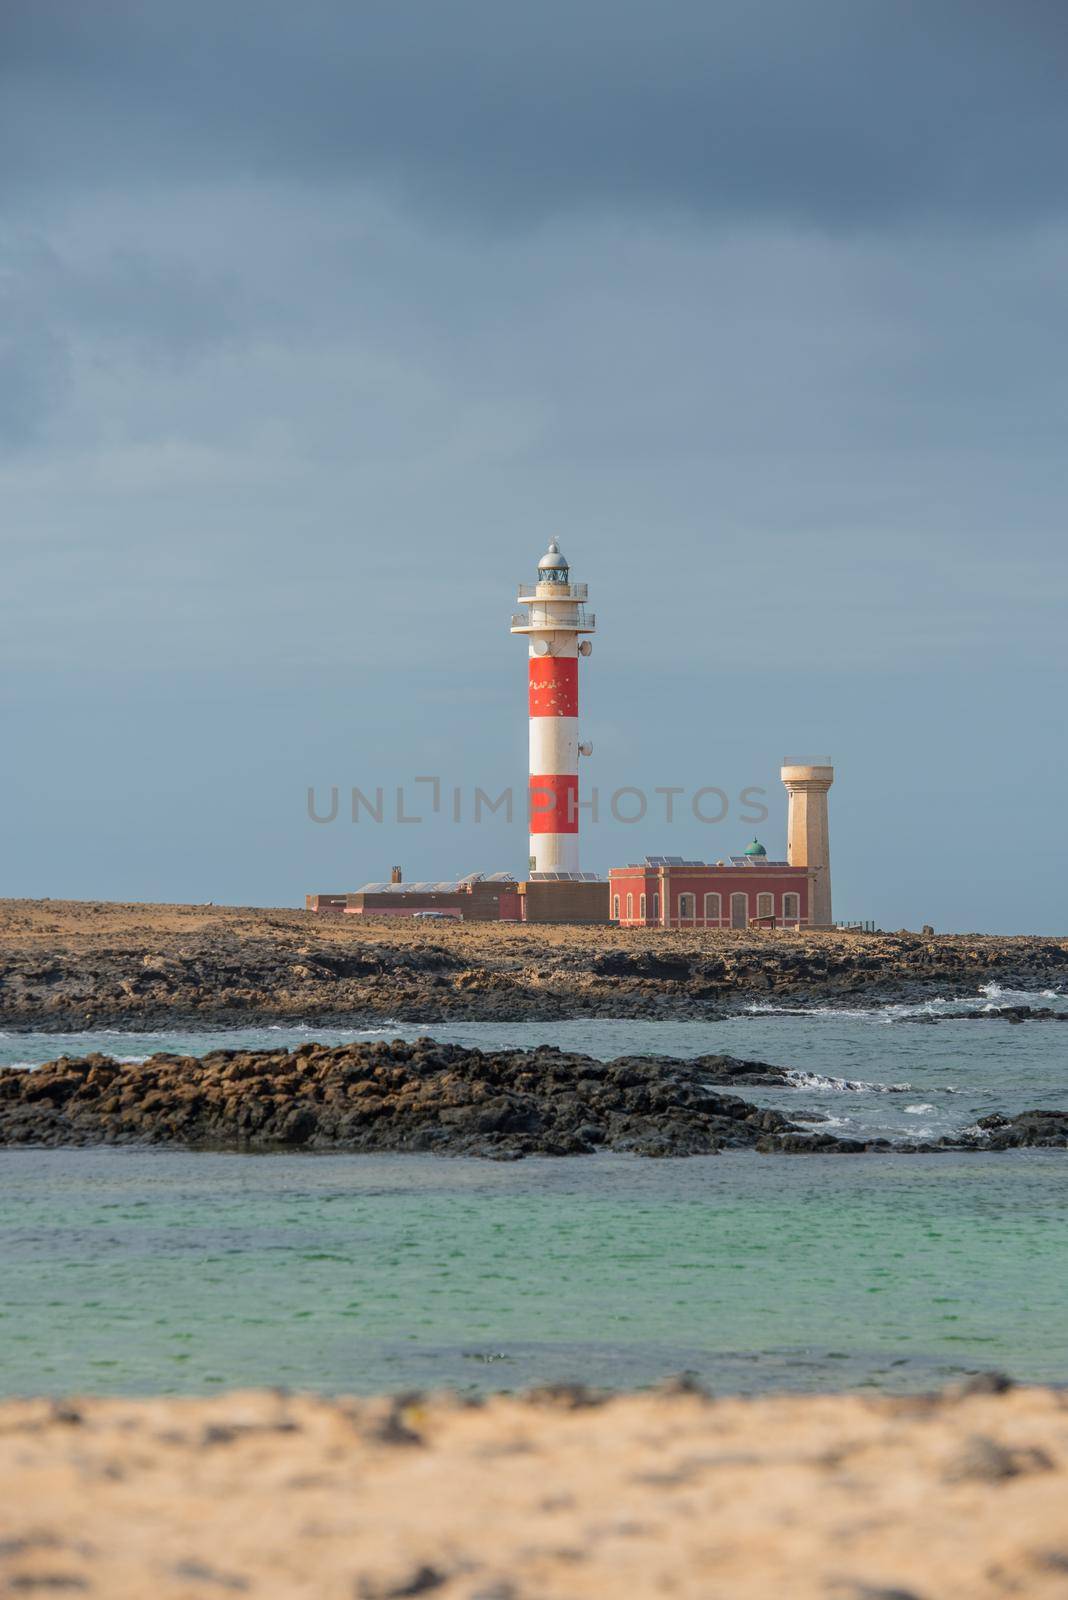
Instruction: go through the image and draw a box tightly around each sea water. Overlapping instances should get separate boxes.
[2,987,1067,1397]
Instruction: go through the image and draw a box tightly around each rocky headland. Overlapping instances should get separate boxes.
[3,1040,1066,1156]
[1,898,1066,1028]
[2,1379,1067,1600]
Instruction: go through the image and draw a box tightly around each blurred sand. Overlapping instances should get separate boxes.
[1,1383,1067,1599]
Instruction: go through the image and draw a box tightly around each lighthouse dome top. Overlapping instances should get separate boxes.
[537,539,569,580]
[744,838,767,858]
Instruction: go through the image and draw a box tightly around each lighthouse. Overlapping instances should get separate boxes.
[510,540,596,874]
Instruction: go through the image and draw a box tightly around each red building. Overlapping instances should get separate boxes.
[608,841,811,929]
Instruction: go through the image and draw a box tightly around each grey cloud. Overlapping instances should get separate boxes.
[0,228,242,445]
[2,188,1063,678]
[4,0,1068,228]
[0,322,68,449]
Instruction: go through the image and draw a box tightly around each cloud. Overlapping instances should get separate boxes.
[2,184,1064,683]
[3,0,1067,926]
[4,0,1068,229]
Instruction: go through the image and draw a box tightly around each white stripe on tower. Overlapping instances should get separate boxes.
[529,716,579,780]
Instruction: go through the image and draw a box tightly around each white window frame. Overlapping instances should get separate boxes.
[703,891,721,925]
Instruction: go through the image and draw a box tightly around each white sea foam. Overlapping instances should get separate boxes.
[977,983,1066,1006]
[14,1053,153,1071]
[905,1103,936,1114]
[266,1022,399,1034]
[784,1069,912,1094]
[744,986,1068,1025]
[83,1028,172,1039]
[743,1002,896,1021]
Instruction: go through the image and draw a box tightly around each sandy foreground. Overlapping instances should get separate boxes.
[2,1384,1067,1599]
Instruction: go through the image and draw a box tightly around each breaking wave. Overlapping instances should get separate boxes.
[745,984,1068,1024]
[784,1069,913,1094]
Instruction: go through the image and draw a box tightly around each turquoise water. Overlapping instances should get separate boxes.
[2,1148,1066,1398]
[2,993,1066,1398]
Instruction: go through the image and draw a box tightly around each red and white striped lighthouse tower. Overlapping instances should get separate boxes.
[510,540,596,873]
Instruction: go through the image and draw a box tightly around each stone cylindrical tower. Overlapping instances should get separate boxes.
[510,540,595,873]
[781,760,834,927]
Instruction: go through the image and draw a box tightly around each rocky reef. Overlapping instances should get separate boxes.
[910,1005,1068,1024]
[0,1043,809,1156]
[965,1110,1068,1150]
[2,1041,1066,1156]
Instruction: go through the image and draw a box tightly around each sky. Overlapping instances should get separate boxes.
[3,0,1066,932]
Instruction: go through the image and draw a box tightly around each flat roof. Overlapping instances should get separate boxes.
[612,858,801,872]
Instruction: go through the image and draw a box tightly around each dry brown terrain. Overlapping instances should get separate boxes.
[1,898,1066,1028]
[2,1381,1067,1599]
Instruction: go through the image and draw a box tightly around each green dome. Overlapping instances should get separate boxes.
[744,838,767,857]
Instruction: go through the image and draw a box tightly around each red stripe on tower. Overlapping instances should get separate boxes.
[528,657,578,717]
[529,774,579,833]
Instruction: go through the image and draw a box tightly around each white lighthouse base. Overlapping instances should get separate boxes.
[529,832,580,874]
